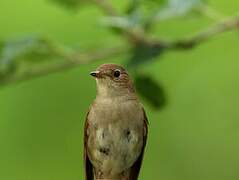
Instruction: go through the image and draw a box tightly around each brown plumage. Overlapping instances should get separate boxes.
[84,64,148,180]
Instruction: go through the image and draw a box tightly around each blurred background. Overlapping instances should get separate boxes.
[0,0,239,179]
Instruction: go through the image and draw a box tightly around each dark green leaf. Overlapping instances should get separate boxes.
[134,74,166,109]
[0,64,17,84]
[126,0,140,15]
[128,42,164,67]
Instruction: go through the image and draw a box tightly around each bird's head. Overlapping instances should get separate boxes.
[90,64,136,98]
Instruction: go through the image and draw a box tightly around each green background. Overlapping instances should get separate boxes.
[0,0,239,179]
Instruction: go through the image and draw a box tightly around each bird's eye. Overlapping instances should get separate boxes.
[113,69,121,78]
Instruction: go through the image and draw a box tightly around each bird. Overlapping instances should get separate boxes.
[84,64,148,180]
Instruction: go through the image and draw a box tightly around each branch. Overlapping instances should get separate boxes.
[1,8,239,87]
[0,46,128,87]
[152,16,239,49]
[93,0,239,49]
[92,0,148,44]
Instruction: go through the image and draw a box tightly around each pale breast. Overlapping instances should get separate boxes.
[87,98,144,176]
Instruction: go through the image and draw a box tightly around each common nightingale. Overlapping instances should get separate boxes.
[84,64,148,180]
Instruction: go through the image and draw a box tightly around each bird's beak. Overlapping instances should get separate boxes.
[90,70,101,78]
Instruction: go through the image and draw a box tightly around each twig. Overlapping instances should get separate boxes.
[155,16,239,49]
[93,0,147,44]
[0,46,128,87]
[93,0,239,49]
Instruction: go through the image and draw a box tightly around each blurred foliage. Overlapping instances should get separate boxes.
[154,0,206,20]
[128,42,164,67]
[0,0,235,109]
[101,16,139,32]
[0,36,50,72]
[135,74,166,109]
[0,35,66,84]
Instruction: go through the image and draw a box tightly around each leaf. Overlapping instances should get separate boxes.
[0,40,18,83]
[128,42,164,67]
[0,35,52,73]
[127,0,166,14]
[102,7,142,32]
[0,35,71,83]
[101,16,133,31]
[154,0,206,20]
[102,0,143,33]
[134,74,166,109]
[126,0,140,15]
[0,64,17,83]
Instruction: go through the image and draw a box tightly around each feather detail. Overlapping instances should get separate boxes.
[128,107,148,180]
[84,110,94,180]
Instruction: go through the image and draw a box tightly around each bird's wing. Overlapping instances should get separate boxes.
[84,110,94,180]
[129,107,148,180]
